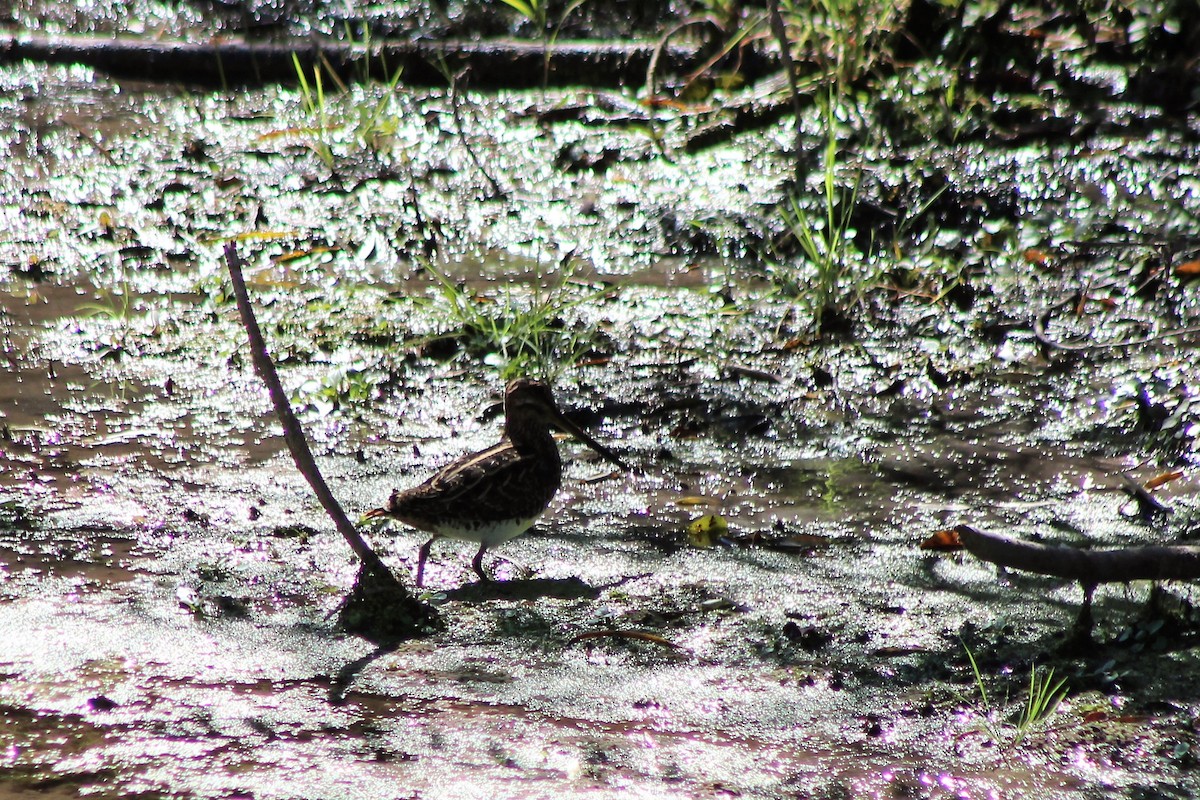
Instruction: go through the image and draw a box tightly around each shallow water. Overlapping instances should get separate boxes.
[3,40,1200,799]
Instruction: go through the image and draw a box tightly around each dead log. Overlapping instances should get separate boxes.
[952,524,1200,584]
[0,32,721,89]
[953,524,1200,647]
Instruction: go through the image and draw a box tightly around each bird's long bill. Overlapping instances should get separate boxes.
[551,410,628,471]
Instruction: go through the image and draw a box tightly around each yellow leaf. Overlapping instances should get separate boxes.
[687,514,728,549]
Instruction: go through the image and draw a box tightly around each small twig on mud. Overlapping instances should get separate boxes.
[407,183,440,259]
[1033,310,1200,352]
[61,119,120,167]
[645,18,705,97]
[222,242,398,585]
[568,629,682,651]
[1118,473,1172,518]
[723,363,785,384]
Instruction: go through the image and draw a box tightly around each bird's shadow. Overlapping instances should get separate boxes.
[326,579,597,703]
[442,576,602,603]
[329,573,649,702]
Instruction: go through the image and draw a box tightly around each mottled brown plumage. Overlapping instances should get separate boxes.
[366,378,627,586]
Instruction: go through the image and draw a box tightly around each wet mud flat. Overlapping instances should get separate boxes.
[4,4,1200,796]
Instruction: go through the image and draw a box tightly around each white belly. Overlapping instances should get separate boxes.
[431,514,543,548]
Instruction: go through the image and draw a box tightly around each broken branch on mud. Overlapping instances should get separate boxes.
[932,524,1200,645]
[951,524,1200,585]
[2,32,723,89]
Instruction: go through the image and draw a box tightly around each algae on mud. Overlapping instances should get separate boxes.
[3,1,1200,796]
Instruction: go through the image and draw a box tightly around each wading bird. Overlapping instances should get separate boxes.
[366,378,627,586]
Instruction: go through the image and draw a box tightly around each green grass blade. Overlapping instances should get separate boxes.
[498,0,537,20]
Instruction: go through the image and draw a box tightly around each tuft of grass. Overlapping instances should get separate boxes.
[289,52,404,173]
[1012,662,1069,747]
[772,93,869,330]
[497,0,595,87]
[778,0,899,88]
[292,53,335,170]
[77,251,138,356]
[422,257,614,381]
[963,641,1069,749]
[498,0,547,30]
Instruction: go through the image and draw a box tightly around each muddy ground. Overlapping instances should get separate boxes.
[3,2,1200,798]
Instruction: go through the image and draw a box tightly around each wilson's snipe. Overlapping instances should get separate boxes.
[366,378,627,586]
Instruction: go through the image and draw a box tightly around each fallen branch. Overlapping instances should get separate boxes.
[952,524,1200,647]
[2,32,715,89]
[952,524,1200,584]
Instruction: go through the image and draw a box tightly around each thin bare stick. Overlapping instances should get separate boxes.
[223,242,397,583]
[446,67,508,200]
[1033,310,1200,352]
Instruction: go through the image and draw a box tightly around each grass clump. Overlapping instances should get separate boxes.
[422,258,615,381]
[963,642,1070,749]
[288,52,404,174]
[778,0,902,88]
[767,94,872,332]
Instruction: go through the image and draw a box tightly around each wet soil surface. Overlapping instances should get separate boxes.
[4,9,1200,797]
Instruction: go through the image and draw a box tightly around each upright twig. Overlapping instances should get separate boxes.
[222,242,398,585]
[446,66,508,200]
[767,0,805,185]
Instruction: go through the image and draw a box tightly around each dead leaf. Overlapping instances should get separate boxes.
[920,529,963,550]
[1023,248,1050,266]
[1175,260,1200,279]
[1144,470,1184,491]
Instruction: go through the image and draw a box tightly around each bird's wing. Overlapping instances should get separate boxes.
[396,441,556,523]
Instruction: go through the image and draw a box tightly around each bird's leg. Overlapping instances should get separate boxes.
[416,536,438,588]
[472,544,492,583]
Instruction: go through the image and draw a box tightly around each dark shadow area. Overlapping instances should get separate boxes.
[337,565,442,644]
[442,576,602,603]
[329,643,400,705]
